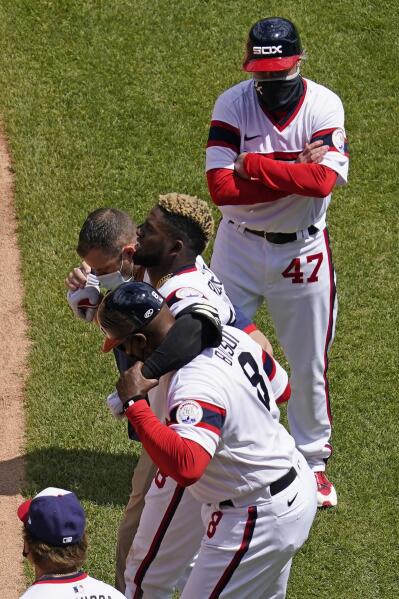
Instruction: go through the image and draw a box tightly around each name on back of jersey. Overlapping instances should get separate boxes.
[215,329,240,365]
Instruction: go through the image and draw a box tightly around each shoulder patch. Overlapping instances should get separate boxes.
[175,287,204,299]
[331,128,346,154]
[176,400,203,425]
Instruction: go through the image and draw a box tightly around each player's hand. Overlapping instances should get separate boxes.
[116,361,159,402]
[296,140,329,164]
[248,329,273,356]
[234,153,250,179]
[65,261,91,291]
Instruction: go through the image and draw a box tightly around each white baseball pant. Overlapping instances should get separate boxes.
[125,451,316,599]
[124,472,204,599]
[211,219,337,470]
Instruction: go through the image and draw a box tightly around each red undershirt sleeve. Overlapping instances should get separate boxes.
[207,168,288,207]
[244,153,338,198]
[125,400,211,486]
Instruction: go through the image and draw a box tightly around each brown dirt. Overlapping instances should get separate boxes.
[0,132,30,598]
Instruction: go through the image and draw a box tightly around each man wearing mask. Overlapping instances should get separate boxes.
[206,17,349,507]
[64,198,276,592]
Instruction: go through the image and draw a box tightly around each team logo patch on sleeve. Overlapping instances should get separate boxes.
[175,287,204,299]
[332,128,346,154]
[176,400,204,425]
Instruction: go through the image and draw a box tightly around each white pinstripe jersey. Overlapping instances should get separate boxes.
[148,260,288,421]
[166,326,295,504]
[206,77,349,232]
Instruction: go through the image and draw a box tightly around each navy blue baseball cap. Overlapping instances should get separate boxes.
[98,281,165,352]
[244,17,303,72]
[18,487,86,547]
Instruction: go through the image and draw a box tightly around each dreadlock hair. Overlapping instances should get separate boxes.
[77,208,136,258]
[157,193,214,255]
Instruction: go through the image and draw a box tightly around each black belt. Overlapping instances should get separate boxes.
[219,467,297,509]
[228,220,318,244]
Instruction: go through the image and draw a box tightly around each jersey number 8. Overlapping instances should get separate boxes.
[238,352,270,411]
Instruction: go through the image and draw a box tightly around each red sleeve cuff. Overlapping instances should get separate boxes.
[244,153,337,198]
[276,383,291,405]
[243,323,257,334]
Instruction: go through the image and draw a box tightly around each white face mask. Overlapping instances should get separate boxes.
[96,257,133,291]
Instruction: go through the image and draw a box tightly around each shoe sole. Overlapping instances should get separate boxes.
[318,500,335,508]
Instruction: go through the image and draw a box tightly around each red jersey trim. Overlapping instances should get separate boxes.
[312,127,337,137]
[210,119,240,136]
[276,383,291,405]
[196,421,221,436]
[34,572,87,585]
[196,400,226,417]
[243,323,257,334]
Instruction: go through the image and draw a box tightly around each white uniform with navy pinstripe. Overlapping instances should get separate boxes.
[206,77,349,471]
[124,327,316,599]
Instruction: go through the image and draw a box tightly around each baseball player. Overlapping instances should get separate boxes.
[18,487,125,599]
[103,249,290,597]
[98,282,317,599]
[65,196,276,592]
[206,17,349,507]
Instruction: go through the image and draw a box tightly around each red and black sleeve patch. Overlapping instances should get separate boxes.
[311,128,349,156]
[262,350,276,381]
[170,400,226,436]
[207,120,241,153]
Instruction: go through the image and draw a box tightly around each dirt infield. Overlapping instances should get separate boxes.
[0,132,29,597]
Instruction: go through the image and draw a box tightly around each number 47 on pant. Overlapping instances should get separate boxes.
[282,253,323,284]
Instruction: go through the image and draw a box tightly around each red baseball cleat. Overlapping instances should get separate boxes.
[315,471,337,508]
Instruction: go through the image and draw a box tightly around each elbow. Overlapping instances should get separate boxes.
[316,181,336,197]
[173,459,207,487]
[207,169,235,206]
[313,167,338,197]
[208,185,230,207]
[175,473,201,487]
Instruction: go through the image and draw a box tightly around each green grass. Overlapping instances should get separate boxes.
[0,0,397,597]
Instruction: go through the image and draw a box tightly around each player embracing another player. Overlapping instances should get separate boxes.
[98,282,317,599]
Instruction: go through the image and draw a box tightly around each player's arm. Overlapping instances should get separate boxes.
[141,302,222,379]
[206,98,288,206]
[233,305,273,355]
[235,152,338,198]
[236,95,349,197]
[262,350,291,405]
[207,167,288,206]
[238,91,349,198]
[117,363,212,486]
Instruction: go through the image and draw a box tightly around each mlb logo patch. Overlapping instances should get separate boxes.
[73,584,84,593]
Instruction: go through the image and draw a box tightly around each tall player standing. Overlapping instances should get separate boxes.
[206,17,349,507]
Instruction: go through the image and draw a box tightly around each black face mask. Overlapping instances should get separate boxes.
[254,75,303,113]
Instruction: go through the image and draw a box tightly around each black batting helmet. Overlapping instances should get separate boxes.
[243,17,303,72]
[98,281,164,352]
